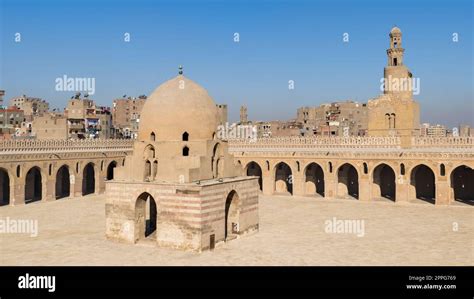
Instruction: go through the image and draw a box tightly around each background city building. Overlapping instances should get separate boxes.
[10,95,49,122]
[32,112,68,139]
[297,101,368,136]
[65,94,111,139]
[112,96,147,138]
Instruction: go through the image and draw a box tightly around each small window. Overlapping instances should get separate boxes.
[363,163,368,174]
[49,164,52,176]
[400,163,405,175]
[183,146,189,156]
[182,132,189,141]
[16,165,21,177]
[329,162,333,173]
[393,58,398,66]
[440,164,445,176]
[150,132,155,141]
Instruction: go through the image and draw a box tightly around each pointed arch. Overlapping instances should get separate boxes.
[0,168,10,206]
[245,161,263,191]
[56,165,70,199]
[337,163,359,199]
[304,162,324,197]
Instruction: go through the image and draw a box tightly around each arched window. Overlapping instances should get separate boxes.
[391,113,396,129]
[144,145,155,159]
[393,58,398,66]
[16,165,21,177]
[183,146,189,156]
[363,163,368,174]
[144,160,151,180]
[152,160,158,179]
[440,164,445,176]
[385,113,391,129]
[76,162,80,173]
[49,164,52,176]
[400,163,405,175]
[266,161,270,171]
[150,132,156,141]
[328,162,333,173]
[296,161,300,172]
[182,132,189,141]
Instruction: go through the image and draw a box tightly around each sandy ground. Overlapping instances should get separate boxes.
[0,194,472,266]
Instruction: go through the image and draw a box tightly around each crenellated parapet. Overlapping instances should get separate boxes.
[228,136,474,156]
[0,139,134,155]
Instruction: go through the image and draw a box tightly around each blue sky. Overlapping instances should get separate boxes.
[1,0,472,127]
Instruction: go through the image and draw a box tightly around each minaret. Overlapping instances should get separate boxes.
[387,26,404,66]
[383,27,413,100]
[240,105,248,124]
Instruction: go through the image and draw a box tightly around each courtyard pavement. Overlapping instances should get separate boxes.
[0,194,472,266]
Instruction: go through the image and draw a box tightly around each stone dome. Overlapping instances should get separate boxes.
[390,26,401,34]
[139,75,218,141]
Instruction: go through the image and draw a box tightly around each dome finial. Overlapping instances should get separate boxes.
[178,65,183,75]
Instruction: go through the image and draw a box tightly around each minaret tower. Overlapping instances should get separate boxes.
[368,27,420,139]
[387,26,404,67]
[383,26,413,100]
[240,105,248,124]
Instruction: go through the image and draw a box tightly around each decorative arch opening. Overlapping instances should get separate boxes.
[135,192,157,241]
[182,131,189,141]
[56,165,70,199]
[150,132,156,141]
[410,164,435,204]
[144,160,151,181]
[246,162,263,191]
[182,146,189,157]
[82,163,95,196]
[144,145,155,159]
[274,162,293,195]
[400,163,405,175]
[106,161,117,180]
[225,190,240,241]
[212,143,221,178]
[16,165,21,178]
[440,164,446,176]
[0,168,10,206]
[372,164,395,201]
[385,113,391,129]
[25,167,42,203]
[337,163,358,199]
[304,163,324,197]
[363,163,368,174]
[152,160,158,180]
[450,165,474,205]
